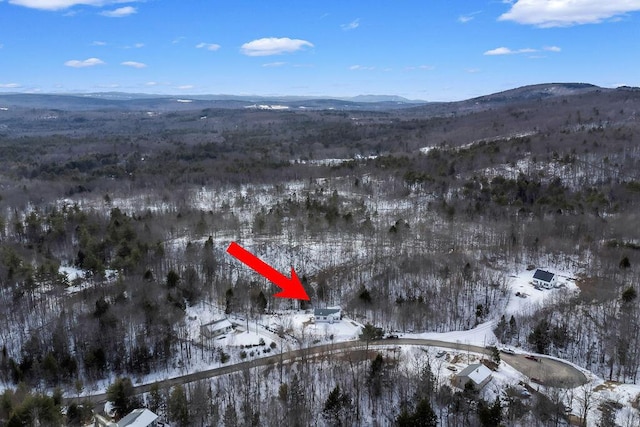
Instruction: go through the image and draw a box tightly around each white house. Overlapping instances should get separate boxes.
[201,318,234,338]
[313,307,342,323]
[532,269,556,289]
[453,363,493,390]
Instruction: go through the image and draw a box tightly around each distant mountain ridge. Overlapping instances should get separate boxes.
[0,83,634,112]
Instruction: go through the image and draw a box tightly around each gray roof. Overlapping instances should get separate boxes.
[457,363,483,377]
[118,409,158,427]
[314,308,341,316]
[533,269,555,283]
[457,363,492,384]
[203,318,233,330]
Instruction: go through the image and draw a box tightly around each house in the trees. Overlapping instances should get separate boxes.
[312,307,342,323]
[453,363,492,390]
[201,318,234,338]
[532,269,557,289]
[94,408,159,427]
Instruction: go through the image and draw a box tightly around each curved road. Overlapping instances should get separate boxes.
[71,338,587,406]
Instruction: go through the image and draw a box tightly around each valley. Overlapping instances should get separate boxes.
[0,83,639,426]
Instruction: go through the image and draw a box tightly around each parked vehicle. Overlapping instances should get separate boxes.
[500,347,516,355]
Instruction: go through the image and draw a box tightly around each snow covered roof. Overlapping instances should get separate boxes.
[118,408,158,427]
[314,308,341,316]
[203,318,233,331]
[457,363,492,385]
[533,269,555,283]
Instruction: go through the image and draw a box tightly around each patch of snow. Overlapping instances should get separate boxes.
[291,154,378,167]
[244,104,290,110]
[59,265,84,282]
[413,321,498,347]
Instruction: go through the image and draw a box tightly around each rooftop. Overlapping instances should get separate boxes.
[533,269,555,283]
[457,363,492,385]
[202,318,233,331]
[314,307,341,316]
[118,409,158,427]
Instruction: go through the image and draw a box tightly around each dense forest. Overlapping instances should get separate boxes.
[0,84,639,426]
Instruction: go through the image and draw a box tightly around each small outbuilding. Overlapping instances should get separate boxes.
[453,363,493,390]
[312,307,342,324]
[533,269,557,289]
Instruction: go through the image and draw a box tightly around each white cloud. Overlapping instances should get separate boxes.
[145,81,158,86]
[241,37,313,56]
[121,61,146,68]
[466,68,481,73]
[8,1,138,11]
[499,0,640,27]
[176,85,193,90]
[172,36,185,45]
[195,42,221,51]
[64,57,105,67]
[91,40,107,46]
[341,18,360,30]
[262,62,286,67]
[484,47,513,55]
[406,65,435,71]
[0,83,21,88]
[349,65,375,71]
[100,5,135,17]
[544,45,562,52]
[458,11,481,23]
[483,46,537,55]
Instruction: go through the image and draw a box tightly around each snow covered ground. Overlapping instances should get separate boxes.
[412,320,498,347]
[504,267,579,316]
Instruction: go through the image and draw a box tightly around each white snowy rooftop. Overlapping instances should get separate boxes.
[118,408,158,427]
[457,363,492,385]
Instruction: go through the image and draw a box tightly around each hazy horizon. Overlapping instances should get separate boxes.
[1,1,639,101]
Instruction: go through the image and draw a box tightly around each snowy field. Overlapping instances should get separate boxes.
[504,267,580,316]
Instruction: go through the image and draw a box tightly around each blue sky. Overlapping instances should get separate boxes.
[1,0,640,100]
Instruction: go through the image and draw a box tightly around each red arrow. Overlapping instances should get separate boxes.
[226,242,310,301]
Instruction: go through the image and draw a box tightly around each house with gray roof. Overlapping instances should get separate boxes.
[533,269,556,289]
[313,307,342,323]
